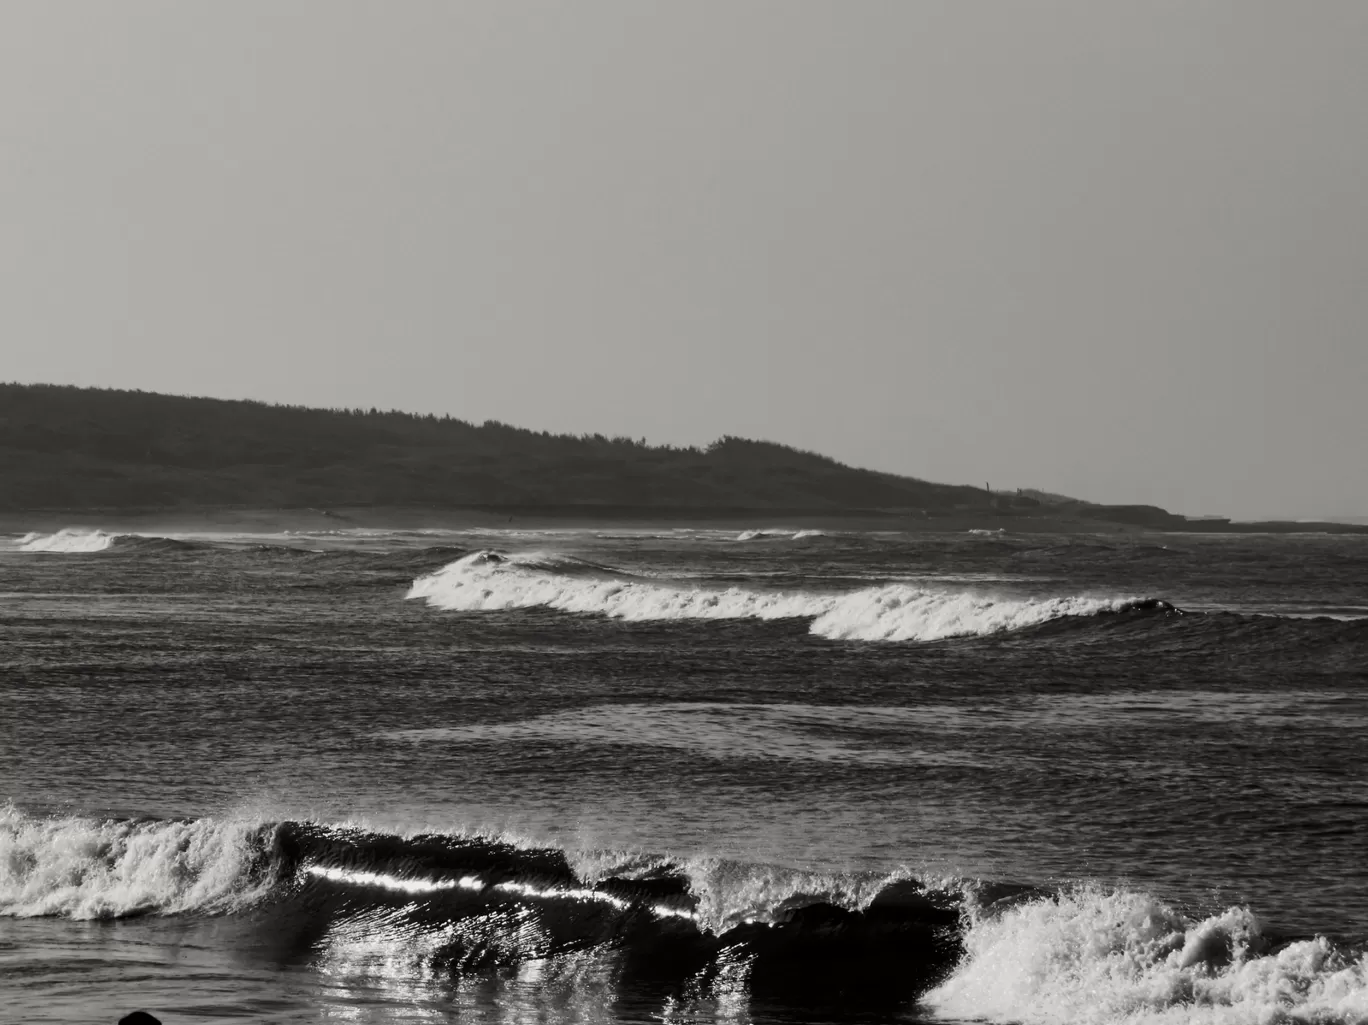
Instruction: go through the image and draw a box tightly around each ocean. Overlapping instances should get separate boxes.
[2,525,1366,1024]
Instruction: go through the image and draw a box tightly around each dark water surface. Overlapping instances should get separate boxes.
[2,527,1366,1024]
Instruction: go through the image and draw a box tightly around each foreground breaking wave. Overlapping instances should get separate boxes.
[2,807,1364,1022]
[407,550,1172,641]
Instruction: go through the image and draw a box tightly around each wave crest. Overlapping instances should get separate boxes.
[406,551,1159,642]
[14,528,121,553]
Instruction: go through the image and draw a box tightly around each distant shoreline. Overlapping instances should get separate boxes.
[3,506,1366,537]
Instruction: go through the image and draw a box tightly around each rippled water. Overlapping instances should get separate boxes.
[2,527,1366,1024]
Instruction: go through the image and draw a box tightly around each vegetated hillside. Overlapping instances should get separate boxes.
[1,383,1010,514]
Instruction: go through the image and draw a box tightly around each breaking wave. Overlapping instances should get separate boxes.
[0,804,277,918]
[4,807,1363,1019]
[735,528,827,541]
[922,885,1368,1025]
[0,806,962,1004]
[406,550,1169,642]
[8,529,211,555]
[13,528,122,553]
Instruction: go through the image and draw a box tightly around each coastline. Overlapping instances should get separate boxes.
[3,505,1365,537]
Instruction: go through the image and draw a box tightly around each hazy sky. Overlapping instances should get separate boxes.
[3,2,1365,519]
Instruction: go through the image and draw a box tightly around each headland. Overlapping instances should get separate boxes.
[2,383,1362,536]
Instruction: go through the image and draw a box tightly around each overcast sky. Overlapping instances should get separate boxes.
[2,2,1365,519]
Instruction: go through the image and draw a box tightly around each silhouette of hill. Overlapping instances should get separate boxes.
[4,384,1363,533]
[1,383,1000,514]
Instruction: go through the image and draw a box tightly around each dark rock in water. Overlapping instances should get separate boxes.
[119,1014,162,1025]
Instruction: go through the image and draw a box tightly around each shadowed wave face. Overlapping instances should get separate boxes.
[1,806,964,1013]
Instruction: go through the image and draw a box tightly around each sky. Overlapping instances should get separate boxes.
[2,2,1365,520]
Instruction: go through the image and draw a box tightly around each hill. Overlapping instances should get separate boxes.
[1,383,1001,515]
[3,384,1362,534]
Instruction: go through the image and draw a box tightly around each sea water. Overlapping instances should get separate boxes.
[2,526,1366,1024]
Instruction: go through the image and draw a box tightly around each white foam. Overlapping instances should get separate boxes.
[0,804,274,918]
[922,886,1368,1025]
[13,528,120,553]
[735,528,827,541]
[406,551,1136,642]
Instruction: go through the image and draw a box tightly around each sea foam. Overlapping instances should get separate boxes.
[14,528,120,553]
[0,805,274,919]
[406,550,1140,642]
[922,886,1368,1025]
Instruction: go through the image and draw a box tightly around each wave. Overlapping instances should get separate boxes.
[406,550,1170,642]
[735,528,827,541]
[5,807,1363,1018]
[14,528,122,553]
[923,885,1368,1025]
[0,804,277,917]
[5,529,477,565]
[0,806,962,1004]
[0,805,927,930]
[8,528,210,554]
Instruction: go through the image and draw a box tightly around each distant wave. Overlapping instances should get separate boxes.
[8,529,212,555]
[4,529,476,562]
[923,885,1368,1025]
[735,528,827,541]
[14,528,121,553]
[406,550,1167,642]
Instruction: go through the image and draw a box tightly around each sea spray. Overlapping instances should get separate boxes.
[0,805,277,918]
[922,885,1368,1025]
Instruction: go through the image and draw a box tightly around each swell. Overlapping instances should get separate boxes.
[5,807,1364,1020]
[406,550,1178,642]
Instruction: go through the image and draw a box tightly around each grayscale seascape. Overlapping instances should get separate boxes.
[3,3,1367,1023]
